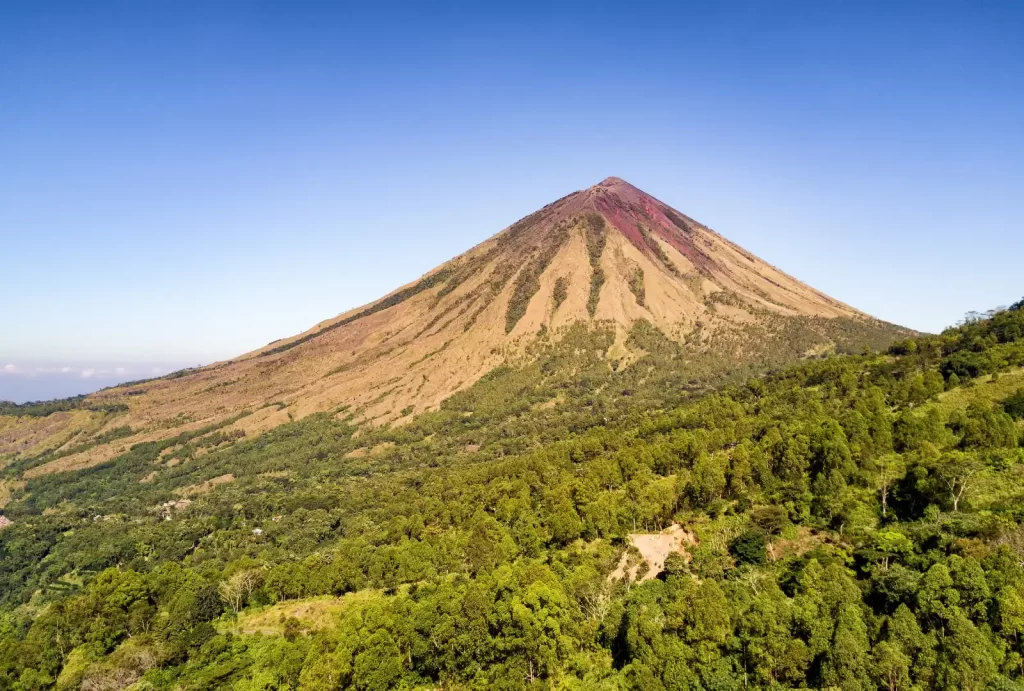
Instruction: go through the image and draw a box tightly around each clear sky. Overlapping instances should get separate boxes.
[2,1,1022,402]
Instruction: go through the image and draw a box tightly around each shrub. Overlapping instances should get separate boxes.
[1005,388,1024,420]
[587,269,605,317]
[552,277,568,311]
[730,530,766,565]
[583,214,607,317]
[628,266,645,307]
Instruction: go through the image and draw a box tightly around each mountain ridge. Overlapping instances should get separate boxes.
[250,176,864,359]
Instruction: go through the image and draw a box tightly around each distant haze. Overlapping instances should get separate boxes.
[0,362,193,403]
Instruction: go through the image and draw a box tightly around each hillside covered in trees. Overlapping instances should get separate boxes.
[1,299,1024,690]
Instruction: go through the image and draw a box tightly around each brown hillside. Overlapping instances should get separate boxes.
[4,177,910,476]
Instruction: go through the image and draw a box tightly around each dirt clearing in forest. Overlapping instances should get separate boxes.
[610,524,697,582]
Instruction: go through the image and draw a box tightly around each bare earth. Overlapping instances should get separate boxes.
[611,524,698,583]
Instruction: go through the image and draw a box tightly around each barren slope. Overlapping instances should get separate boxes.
[3,177,910,476]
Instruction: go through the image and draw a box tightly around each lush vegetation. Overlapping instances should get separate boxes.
[0,303,1023,689]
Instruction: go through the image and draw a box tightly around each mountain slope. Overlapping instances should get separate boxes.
[1,177,910,476]
[0,300,1021,689]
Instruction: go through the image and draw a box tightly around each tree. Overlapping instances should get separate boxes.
[948,555,991,622]
[951,401,1017,449]
[352,629,405,691]
[219,568,264,614]
[739,582,809,686]
[751,506,789,562]
[917,563,957,628]
[489,572,577,684]
[465,511,517,574]
[730,531,766,566]
[688,452,727,508]
[870,530,914,571]
[811,419,855,477]
[684,581,732,647]
[298,638,347,690]
[874,454,907,518]
[936,614,998,691]
[1004,388,1024,420]
[893,411,926,452]
[885,603,937,689]
[812,470,851,525]
[15,668,53,691]
[923,370,945,399]
[998,583,1024,676]
[821,605,872,691]
[935,452,985,512]
[872,640,911,691]
[663,553,688,578]
[727,443,754,498]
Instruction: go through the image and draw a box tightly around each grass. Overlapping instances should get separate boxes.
[230,590,383,636]
[0,479,19,508]
[930,368,1024,418]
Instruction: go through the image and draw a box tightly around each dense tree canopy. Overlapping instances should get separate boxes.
[0,301,1022,689]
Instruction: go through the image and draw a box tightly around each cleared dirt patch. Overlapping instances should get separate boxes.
[610,524,697,582]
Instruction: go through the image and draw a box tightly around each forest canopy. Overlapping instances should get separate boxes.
[0,301,1023,690]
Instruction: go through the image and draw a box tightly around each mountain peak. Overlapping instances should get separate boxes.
[10,180,910,477]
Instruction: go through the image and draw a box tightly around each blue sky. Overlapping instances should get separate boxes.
[2,1,1022,402]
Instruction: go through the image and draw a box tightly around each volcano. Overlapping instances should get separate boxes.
[5,177,910,476]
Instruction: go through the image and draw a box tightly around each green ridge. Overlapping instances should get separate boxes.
[584,214,607,317]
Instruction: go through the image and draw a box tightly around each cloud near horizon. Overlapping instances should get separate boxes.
[0,363,166,379]
[0,361,192,403]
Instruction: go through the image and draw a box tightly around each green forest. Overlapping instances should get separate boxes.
[2,300,1024,690]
